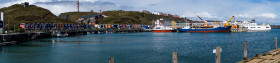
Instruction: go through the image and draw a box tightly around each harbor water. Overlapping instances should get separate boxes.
[1,29,280,63]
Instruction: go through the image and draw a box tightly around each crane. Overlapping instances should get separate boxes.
[197,15,213,28]
[224,16,234,27]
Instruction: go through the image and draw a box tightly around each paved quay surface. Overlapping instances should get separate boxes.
[240,48,280,63]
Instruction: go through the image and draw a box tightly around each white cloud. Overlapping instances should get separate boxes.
[0,0,98,8]
[257,13,276,18]
[35,4,76,15]
[0,0,121,15]
[236,13,276,19]
[181,12,218,18]
[236,13,253,18]
[34,1,121,15]
[196,12,218,18]
[0,0,53,8]
[1,0,280,24]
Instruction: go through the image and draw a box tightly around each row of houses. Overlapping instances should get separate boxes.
[101,24,150,29]
[20,23,93,31]
[20,23,152,31]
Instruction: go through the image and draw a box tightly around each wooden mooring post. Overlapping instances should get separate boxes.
[109,57,114,63]
[275,37,277,50]
[243,42,247,60]
[216,46,221,63]
[172,52,178,63]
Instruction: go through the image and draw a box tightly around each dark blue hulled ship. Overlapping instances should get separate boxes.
[177,16,234,32]
[177,26,232,32]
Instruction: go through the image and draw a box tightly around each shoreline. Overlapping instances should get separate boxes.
[0,29,144,46]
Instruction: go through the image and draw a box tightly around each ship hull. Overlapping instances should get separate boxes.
[248,30,271,31]
[152,30,172,32]
[177,26,232,32]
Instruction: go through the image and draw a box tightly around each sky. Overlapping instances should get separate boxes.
[0,0,280,24]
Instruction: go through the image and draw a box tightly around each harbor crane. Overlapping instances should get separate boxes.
[196,15,213,28]
[224,16,234,27]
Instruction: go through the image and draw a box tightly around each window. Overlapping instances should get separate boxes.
[251,27,255,28]
[156,27,160,29]
[258,27,261,28]
[266,27,270,28]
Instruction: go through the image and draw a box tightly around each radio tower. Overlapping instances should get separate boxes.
[77,0,79,12]
[76,0,80,22]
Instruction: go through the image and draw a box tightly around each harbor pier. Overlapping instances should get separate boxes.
[0,32,51,46]
[239,48,280,63]
[0,28,144,46]
[271,25,280,28]
[231,28,248,32]
[239,37,280,63]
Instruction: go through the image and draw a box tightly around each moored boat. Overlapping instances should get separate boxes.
[152,26,173,32]
[177,16,234,32]
[177,26,231,32]
[241,21,271,31]
[152,19,174,32]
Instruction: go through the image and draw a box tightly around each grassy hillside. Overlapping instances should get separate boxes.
[0,4,75,30]
[59,12,100,22]
[60,10,188,25]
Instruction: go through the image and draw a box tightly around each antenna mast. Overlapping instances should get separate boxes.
[76,0,80,22]
[77,0,79,12]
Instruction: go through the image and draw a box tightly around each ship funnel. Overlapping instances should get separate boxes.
[267,24,270,26]
[1,12,3,22]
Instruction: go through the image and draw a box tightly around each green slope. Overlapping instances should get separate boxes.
[0,4,75,30]
[59,12,100,22]
[60,10,188,25]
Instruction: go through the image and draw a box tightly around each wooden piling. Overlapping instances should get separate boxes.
[172,52,178,63]
[0,43,3,46]
[243,42,247,60]
[109,57,114,63]
[216,46,221,63]
[275,37,277,50]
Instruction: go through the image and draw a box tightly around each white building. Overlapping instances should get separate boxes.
[152,11,160,15]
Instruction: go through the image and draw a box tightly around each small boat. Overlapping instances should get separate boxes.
[87,32,91,34]
[152,19,174,32]
[52,31,67,37]
[56,33,63,37]
[63,33,69,36]
[152,26,173,32]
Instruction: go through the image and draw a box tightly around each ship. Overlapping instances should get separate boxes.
[177,16,234,32]
[177,26,232,32]
[241,20,271,31]
[152,19,174,32]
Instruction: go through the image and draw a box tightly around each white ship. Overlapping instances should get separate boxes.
[152,19,174,32]
[241,20,271,31]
